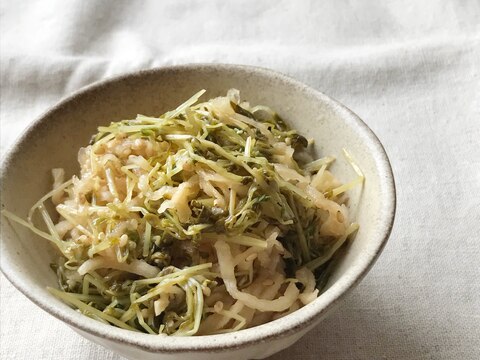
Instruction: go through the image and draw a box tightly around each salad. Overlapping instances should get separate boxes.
[2,89,363,335]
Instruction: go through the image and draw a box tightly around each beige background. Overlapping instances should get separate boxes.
[1,1,479,359]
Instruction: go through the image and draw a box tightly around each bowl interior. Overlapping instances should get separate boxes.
[0,65,394,351]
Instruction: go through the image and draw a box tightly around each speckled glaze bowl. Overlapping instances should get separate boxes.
[0,64,395,360]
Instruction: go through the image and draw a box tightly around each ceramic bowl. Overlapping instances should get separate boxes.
[0,64,395,360]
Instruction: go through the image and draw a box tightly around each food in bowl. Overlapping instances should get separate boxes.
[2,89,363,335]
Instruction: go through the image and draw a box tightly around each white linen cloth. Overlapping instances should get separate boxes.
[1,1,479,359]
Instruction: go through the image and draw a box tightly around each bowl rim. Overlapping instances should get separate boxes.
[0,63,396,353]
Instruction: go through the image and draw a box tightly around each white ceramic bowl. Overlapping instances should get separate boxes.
[0,64,395,360]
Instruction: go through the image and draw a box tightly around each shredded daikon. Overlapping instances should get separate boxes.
[2,89,363,335]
